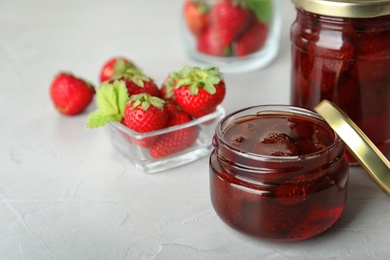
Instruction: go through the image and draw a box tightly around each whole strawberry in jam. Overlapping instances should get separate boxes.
[254,132,299,156]
[111,67,160,97]
[183,0,210,37]
[99,57,137,83]
[274,176,311,206]
[174,66,226,118]
[123,93,169,148]
[149,104,199,158]
[210,0,251,46]
[50,72,95,116]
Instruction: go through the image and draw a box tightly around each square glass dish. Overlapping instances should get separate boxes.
[105,106,225,173]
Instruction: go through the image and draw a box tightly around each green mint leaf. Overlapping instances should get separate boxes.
[86,111,122,128]
[86,80,129,129]
[96,83,121,115]
[117,81,129,115]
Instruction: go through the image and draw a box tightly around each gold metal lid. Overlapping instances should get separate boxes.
[292,0,390,18]
[315,100,390,195]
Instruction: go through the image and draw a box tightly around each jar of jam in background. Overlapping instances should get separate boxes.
[209,105,349,242]
[290,0,390,162]
[181,0,282,73]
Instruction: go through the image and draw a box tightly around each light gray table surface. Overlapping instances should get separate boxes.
[1,0,390,259]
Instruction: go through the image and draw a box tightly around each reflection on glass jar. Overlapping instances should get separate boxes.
[181,0,282,73]
[290,0,390,162]
[209,105,349,242]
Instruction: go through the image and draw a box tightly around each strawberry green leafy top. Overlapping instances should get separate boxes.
[176,66,223,95]
[111,66,150,87]
[113,58,137,75]
[86,80,129,128]
[129,93,165,111]
[163,70,181,99]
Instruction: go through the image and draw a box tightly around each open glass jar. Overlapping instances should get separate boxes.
[209,105,349,241]
[290,0,390,162]
[181,0,282,73]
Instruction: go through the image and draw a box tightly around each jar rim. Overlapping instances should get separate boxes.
[292,0,390,18]
[215,104,343,162]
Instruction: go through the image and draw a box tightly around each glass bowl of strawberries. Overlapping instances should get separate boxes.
[105,105,225,173]
[87,61,226,173]
[181,0,282,73]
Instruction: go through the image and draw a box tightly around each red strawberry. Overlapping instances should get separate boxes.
[125,78,161,97]
[197,26,233,56]
[99,57,137,83]
[183,0,210,37]
[149,104,199,158]
[174,66,226,118]
[160,71,181,103]
[210,0,251,46]
[236,20,268,56]
[50,72,95,116]
[111,68,160,97]
[123,94,169,148]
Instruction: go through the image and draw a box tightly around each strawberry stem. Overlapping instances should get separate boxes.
[130,93,166,110]
[112,67,150,87]
[176,66,223,95]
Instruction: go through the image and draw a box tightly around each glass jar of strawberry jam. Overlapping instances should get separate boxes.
[209,105,349,241]
[290,0,390,162]
[180,0,282,73]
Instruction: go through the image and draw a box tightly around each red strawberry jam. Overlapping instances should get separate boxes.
[209,105,349,242]
[290,6,390,162]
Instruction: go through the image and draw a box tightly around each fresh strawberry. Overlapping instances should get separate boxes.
[50,72,95,116]
[197,26,233,56]
[124,78,161,97]
[160,70,181,103]
[183,0,210,37]
[210,0,251,46]
[111,67,161,97]
[99,57,137,83]
[236,20,268,56]
[173,66,226,118]
[123,94,169,148]
[149,104,199,158]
